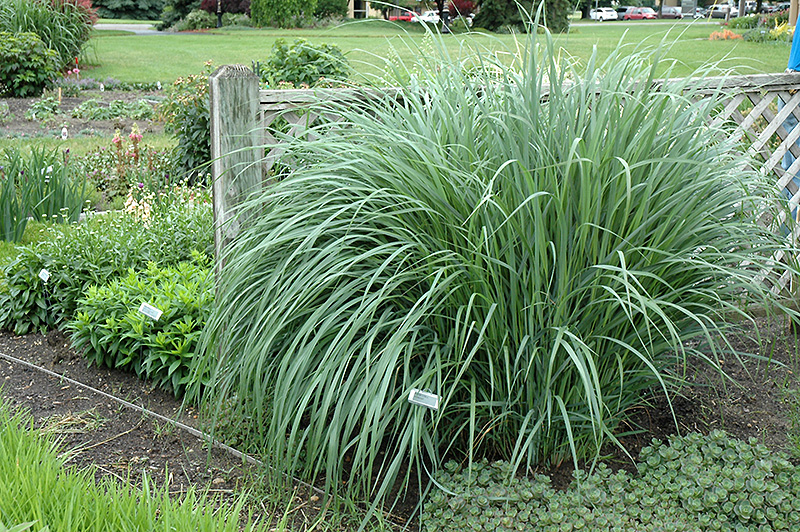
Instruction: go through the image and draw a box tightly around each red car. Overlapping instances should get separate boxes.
[388,11,414,21]
[623,6,658,19]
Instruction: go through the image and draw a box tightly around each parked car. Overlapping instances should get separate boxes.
[659,5,684,18]
[412,10,440,23]
[616,5,635,17]
[692,6,708,17]
[709,4,739,17]
[623,6,658,19]
[590,7,619,20]
[388,10,415,21]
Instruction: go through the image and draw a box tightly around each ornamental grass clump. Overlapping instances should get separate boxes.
[193,29,796,511]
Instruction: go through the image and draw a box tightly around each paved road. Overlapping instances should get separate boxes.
[94,23,161,35]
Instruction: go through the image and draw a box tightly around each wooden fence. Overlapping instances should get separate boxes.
[209,68,800,293]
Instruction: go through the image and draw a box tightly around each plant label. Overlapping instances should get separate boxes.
[408,389,440,411]
[138,302,162,321]
[38,269,50,283]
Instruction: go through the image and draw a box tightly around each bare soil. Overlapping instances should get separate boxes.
[0,89,165,139]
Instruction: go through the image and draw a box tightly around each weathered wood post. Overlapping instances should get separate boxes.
[209,65,263,267]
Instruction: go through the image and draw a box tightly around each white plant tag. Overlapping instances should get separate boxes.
[38,269,50,283]
[138,302,162,321]
[408,389,440,411]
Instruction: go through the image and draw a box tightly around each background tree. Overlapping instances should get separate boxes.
[94,0,164,20]
[472,0,571,32]
[315,0,348,17]
[450,0,475,16]
[250,0,317,26]
[158,0,200,29]
[200,0,250,15]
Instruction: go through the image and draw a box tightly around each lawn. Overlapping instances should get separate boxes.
[85,19,790,83]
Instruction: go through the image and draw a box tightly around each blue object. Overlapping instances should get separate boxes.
[789,25,800,72]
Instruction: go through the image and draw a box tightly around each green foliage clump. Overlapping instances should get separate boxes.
[473,0,571,33]
[424,431,800,531]
[0,146,86,242]
[175,8,215,29]
[93,0,164,21]
[157,0,200,30]
[0,199,212,334]
[0,400,263,532]
[257,38,350,87]
[0,102,11,124]
[158,64,212,184]
[23,96,60,121]
[314,0,347,17]
[0,32,58,98]
[250,0,317,27]
[70,99,156,121]
[0,0,94,69]
[69,258,213,395]
[78,126,179,204]
[194,27,795,514]
[727,13,760,29]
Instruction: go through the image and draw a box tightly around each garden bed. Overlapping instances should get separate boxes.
[0,313,797,530]
[0,88,165,139]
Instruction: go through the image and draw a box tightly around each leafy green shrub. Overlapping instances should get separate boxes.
[69,258,213,394]
[727,13,759,29]
[257,38,350,87]
[193,30,795,511]
[423,431,800,531]
[175,8,215,29]
[157,0,200,30]
[250,0,316,27]
[0,0,94,69]
[23,96,60,121]
[743,21,791,43]
[0,32,59,98]
[473,0,570,33]
[314,0,346,17]
[222,12,251,25]
[0,199,212,334]
[71,99,156,120]
[158,64,212,184]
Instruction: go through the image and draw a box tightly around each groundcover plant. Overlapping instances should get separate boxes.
[191,29,798,513]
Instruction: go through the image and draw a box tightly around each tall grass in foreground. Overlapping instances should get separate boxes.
[193,30,798,513]
[0,401,264,532]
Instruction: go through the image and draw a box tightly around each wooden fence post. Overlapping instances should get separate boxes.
[209,65,263,266]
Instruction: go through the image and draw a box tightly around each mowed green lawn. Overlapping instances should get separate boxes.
[85,19,791,83]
